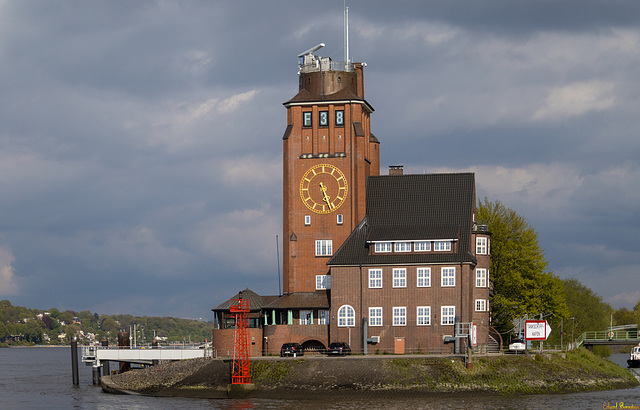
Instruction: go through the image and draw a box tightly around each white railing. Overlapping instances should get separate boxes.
[81,345,215,364]
[299,59,353,74]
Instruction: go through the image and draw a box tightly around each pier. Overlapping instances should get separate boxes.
[81,344,215,366]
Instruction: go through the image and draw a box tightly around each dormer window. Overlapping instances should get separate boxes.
[394,242,411,252]
[374,242,392,253]
[433,241,451,251]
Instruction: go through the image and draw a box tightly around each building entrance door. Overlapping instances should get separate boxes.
[394,337,405,354]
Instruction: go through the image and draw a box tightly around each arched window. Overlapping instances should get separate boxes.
[337,305,355,327]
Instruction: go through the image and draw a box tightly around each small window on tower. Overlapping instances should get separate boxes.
[303,112,312,127]
[337,214,343,225]
[305,215,311,225]
[335,110,344,126]
[319,111,328,127]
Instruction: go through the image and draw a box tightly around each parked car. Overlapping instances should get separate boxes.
[280,342,304,357]
[508,338,526,352]
[327,342,351,356]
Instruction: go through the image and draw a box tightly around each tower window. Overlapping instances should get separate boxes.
[303,112,312,127]
[305,215,311,225]
[315,240,333,256]
[319,111,328,127]
[337,214,343,225]
[476,237,488,255]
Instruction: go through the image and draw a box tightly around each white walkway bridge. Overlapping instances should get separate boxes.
[82,345,215,366]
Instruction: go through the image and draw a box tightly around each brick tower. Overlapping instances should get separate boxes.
[282,44,380,294]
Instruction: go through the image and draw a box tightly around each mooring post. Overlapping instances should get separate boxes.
[152,339,159,366]
[92,364,101,385]
[118,331,131,373]
[102,339,110,376]
[71,339,79,386]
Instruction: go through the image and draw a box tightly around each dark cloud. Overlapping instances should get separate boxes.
[0,1,638,317]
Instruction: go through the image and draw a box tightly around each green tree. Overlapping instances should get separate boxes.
[0,321,8,340]
[23,320,44,344]
[613,307,635,327]
[477,199,568,335]
[562,278,612,341]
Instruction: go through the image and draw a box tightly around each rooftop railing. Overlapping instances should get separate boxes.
[299,59,354,73]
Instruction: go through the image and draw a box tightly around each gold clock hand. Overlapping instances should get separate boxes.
[320,182,332,207]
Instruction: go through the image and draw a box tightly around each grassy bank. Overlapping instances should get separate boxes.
[102,348,639,398]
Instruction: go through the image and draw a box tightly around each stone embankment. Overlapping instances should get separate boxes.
[101,349,639,399]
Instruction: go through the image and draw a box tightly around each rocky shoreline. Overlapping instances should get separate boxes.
[101,350,639,399]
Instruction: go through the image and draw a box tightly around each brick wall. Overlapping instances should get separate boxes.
[263,324,329,355]
[212,328,263,359]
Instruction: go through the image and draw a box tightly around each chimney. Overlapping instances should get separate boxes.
[389,165,404,176]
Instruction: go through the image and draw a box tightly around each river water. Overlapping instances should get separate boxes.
[1,346,639,409]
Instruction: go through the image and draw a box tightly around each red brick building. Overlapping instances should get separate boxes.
[212,46,496,355]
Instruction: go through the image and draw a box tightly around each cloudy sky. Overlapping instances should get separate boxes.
[1,1,638,319]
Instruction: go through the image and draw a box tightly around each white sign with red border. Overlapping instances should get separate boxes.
[525,320,552,341]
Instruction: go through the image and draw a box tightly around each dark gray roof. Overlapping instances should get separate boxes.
[212,288,279,312]
[284,88,374,112]
[328,173,477,266]
[263,291,330,310]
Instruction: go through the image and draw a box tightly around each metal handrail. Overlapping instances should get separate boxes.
[575,330,640,347]
[299,60,354,73]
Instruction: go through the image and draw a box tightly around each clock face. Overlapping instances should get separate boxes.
[300,164,348,214]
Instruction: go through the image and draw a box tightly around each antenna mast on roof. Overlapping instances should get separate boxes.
[344,2,350,68]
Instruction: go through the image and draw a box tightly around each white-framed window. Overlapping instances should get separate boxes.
[441,306,455,325]
[369,269,382,288]
[318,310,330,325]
[337,214,343,225]
[319,110,329,126]
[417,268,431,287]
[303,111,312,127]
[304,215,311,225]
[415,241,431,252]
[441,267,456,287]
[315,240,333,256]
[337,305,355,327]
[393,307,406,326]
[393,268,406,288]
[394,242,411,252]
[300,310,312,325]
[476,237,487,255]
[434,241,451,251]
[475,299,487,312]
[369,307,382,327]
[475,269,487,288]
[417,306,431,326]
[316,275,331,290]
[374,242,392,253]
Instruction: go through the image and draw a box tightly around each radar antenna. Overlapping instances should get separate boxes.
[297,43,325,58]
